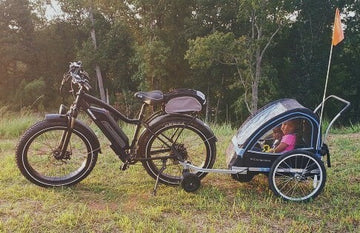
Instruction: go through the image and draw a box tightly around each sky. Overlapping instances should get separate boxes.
[44,0,62,19]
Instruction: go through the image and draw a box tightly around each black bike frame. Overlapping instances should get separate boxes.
[60,86,181,164]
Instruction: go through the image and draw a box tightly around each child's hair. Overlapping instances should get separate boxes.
[284,119,298,133]
[272,120,299,153]
[272,126,283,139]
[273,126,282,134]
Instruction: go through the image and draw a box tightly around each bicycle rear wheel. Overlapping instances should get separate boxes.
[139,116,216,186]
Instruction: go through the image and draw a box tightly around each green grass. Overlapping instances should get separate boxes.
[1,112,360,232]
[0,107,42,139]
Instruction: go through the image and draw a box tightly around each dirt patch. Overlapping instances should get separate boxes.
[328,132,360,140]
[122,192,150,212]
[87,200,118,212]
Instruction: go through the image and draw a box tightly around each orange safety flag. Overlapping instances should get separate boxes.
[332,8,344,46]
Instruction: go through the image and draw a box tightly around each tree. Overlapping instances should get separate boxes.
[270,0,336,107]
[56,0,109,101]
[330,2,360,122]
[128,0,194,90]
[31,20,87,108]
[187,0,293,114]
[88,7,106,101]
[0,0,36,106]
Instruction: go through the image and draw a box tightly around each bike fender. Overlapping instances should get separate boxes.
[45,114,68,122]
[146,113,217,142]
[44,114,101,153]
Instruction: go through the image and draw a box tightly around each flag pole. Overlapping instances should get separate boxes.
[316,8,344,151]
[317,43,334,150]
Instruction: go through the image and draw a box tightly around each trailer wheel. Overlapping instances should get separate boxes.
[231,173,254,182]
[269,150,326,202]
[181,172,201,192]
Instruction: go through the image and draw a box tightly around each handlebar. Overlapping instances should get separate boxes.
[60,61,92,93]
[314,95,350,114]
[314,95,351,146]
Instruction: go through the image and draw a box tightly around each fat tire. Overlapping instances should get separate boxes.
[139,116,216,186]
[15,120,99,187]
[269,150,326,202]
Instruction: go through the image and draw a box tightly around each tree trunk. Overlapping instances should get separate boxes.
[215,76,225,123]
[205,83,210,123]
[251,48,262,114]
[89,7,106,102]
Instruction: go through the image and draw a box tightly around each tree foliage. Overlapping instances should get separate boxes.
[0,0,35,104]
[0,0,358,125]
[187,0,294,118]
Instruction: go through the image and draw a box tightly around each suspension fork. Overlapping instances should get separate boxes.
[58,91,82,157]
[58,115,76,157]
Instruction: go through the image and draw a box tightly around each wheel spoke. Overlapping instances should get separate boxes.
[149,147,172,156]
[277,176,293,191]
[143,121,214,186]
[270,152,326,201]
[21,125,95,184]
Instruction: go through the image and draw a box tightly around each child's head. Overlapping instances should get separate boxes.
[281,120,297,135]
[272,126,283,140]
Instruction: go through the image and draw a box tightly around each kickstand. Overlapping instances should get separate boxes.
[153,159,167,196]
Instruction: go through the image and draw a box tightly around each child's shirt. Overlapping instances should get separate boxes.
[281,134,296,152]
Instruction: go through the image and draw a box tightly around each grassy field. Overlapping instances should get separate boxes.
[1,110,360,232]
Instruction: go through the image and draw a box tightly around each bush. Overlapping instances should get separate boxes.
[15,78,46,110]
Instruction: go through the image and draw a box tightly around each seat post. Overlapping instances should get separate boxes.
[129,103,148,150]
[138,103,147,121]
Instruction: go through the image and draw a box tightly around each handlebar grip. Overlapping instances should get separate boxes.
[62,61,92,91]
[69,61,82,68]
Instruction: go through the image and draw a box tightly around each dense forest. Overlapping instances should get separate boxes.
[0,0,359,125]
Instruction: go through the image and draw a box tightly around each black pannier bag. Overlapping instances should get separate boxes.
[164,89,206,113]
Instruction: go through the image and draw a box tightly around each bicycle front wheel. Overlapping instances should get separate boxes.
[16,120,99,187]
[139,116,216,186]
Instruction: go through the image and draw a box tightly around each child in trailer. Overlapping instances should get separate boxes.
[270,120,297,153]
[271,126,283,150]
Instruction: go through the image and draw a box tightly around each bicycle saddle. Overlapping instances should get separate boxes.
[134,90,164,105]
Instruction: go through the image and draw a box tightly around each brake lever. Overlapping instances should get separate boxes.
[83,80,92,91]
